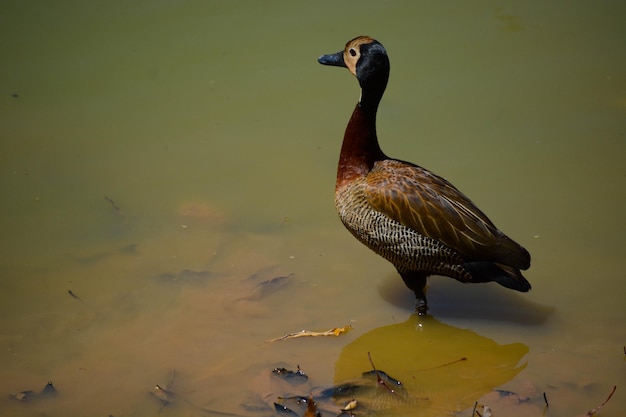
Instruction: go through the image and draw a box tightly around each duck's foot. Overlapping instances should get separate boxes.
[415,297,428,315]
[400,271,429,314]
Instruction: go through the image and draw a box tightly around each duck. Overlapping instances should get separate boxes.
[318,36,531,314]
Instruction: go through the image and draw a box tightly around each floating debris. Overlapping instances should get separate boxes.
[68,290,81,301]
[472,403,493,417]
[315,382,362,399]
[307,354,417,414]
[271,365,308,386]
[151,384,175,406]
[10,381,58,402]
[274,394,320,417]
[10,390,35,401]
[270,325,352,342]
[274,402,300,416]
[40,381,58,398]
[150,369,176,409]
[340,398,358,412]
[492,389,530,403]
[362,369,404,389]
[302,395,320,417]
[366,352,407,400]
[277,395,310,403]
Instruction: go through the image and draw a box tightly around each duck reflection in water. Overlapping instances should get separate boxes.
[330,315,529,415]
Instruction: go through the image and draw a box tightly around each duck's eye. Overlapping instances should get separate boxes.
[349,48,357,57]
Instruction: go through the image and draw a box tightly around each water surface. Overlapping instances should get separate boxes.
[1,1,625,416]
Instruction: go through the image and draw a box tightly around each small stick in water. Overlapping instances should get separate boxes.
[104,195,123,216]
[585,385,617,417]
[543,392,549,407]
[68,290,81,301]
[421,357,467,370]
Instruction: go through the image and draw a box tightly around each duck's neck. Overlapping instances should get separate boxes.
[336,92,386,190]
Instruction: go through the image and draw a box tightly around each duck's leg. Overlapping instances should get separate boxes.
[399,271,429,315]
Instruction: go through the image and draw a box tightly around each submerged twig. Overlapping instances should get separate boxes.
[104,195,123,216]
[543,392,549,407]
[367,352,378,369]
[67,290,81,301]
[585,385,617,416]
[421,357,467,370]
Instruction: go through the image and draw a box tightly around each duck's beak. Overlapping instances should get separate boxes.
[318,51,346,68]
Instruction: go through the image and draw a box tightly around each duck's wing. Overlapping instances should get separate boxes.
[364,159,530,269]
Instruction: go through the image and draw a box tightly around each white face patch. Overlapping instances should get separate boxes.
[343,36,376,77]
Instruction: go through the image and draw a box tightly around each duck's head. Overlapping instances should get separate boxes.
[318,36,389,95]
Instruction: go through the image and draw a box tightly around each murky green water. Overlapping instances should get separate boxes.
[1,1,624,416]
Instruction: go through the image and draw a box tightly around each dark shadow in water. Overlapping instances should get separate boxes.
[332,314,529,417]
[378,275,554,325]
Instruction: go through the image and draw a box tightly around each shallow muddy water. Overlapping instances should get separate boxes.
[1,1,625,416]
